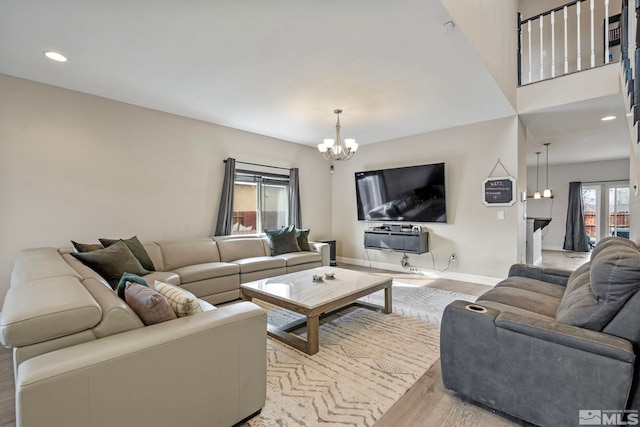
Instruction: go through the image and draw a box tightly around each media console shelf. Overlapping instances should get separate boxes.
[364,229,430,254]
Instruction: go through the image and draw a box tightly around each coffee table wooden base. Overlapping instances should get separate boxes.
[242,285,392,355]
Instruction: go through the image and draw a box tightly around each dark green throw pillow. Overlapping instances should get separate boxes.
[99,236,155,271]
[265,225,301,256]
[71,240,150,289]
[71,241,104,253]
[296,228,311,251]
[116,272,149,300]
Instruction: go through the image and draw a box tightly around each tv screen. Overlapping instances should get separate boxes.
[355,163,446,223]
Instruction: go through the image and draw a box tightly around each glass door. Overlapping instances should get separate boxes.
[581,182,629,245]
[582,185,598,247]
[609,186,630,238]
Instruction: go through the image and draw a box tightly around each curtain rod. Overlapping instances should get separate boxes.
[223,159,290,171]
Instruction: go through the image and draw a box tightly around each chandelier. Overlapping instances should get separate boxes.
[317,109,358,161]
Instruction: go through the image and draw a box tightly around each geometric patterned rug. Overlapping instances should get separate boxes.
[240,282,478,427]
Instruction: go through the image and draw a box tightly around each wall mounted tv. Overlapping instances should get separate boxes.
[355,163,446,223]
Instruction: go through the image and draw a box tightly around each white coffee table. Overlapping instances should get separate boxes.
[241,266,392,355]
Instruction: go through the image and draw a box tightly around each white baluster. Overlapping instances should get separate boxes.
[577,1,581,71]
[528,20,532,83]
[564,6,569,74]
[540,16,544,80]
[605,0,610,63]
[590,0,595,68]
[551,11,556,77]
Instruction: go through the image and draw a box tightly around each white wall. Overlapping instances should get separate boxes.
[331,116,522,279]
[443,0,519,108]
[526,158,630,249]
[0,74,332,303]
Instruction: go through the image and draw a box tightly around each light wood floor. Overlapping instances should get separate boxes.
[0,256,584,427]
[0,346,14,427]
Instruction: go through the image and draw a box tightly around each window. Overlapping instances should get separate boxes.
[582,181,629,244]
[232,170,290,235]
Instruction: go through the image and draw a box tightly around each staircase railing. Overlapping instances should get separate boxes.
[518,0,620,86]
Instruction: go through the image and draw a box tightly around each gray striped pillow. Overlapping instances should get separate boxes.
[154,281,203,317]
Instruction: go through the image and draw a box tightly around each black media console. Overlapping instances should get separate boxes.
[364,225,429,254]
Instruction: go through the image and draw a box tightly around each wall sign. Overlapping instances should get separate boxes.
[482,176,516,206]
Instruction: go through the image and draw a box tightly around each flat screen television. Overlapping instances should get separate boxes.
[355,163,446,223]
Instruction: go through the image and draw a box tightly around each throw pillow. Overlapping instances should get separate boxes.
[295,228,311,251]
[124,282,177,326]
[99,236,155,271]
[71,241,104,253]
[71,240,150,289]
[556,241,640,330]
[265,225,300,256]
[116,272,149,300]
[154,281,203,317]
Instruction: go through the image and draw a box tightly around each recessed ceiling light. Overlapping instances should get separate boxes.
[601,115,616,121]
[44,51,67,62]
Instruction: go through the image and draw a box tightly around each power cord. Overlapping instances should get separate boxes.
[400,254,420,273]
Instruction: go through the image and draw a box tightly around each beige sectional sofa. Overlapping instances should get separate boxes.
[0,234,329,427]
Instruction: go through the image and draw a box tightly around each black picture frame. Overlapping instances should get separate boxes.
[482,176,516,206]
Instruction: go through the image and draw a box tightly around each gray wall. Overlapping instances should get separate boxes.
[0,74,333,302]
[332,116,523,279]
[526,158,630,250]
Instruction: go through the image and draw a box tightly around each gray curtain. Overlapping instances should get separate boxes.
[288,167,302,228]
[563,181,590,252]
[214,158,236,236]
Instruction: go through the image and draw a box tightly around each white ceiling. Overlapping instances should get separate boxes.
[0,1,514,146]
[0,1,631,166]
[520,94,630,166]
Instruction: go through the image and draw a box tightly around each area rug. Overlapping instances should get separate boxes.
[240,282,478,427]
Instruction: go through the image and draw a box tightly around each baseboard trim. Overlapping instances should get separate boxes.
[337,256,501,286]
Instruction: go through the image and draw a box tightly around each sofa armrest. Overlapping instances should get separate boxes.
[309,241,330,266]
[16,302,267,427]
[507,263,573,286]
[495,311,634,362]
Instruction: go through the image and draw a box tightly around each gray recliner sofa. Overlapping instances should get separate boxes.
[440,237,640,427]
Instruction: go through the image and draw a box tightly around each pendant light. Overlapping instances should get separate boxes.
[543,143,553,198]
[534,151,541,199]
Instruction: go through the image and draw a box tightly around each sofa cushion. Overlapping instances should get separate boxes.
[0,276,102,347]
[233,256,286,274]
[100,236,155,271]
[494,276,567,299]
[154,281,203,317]
[276,251,322,267]
[265,225,300,256]
[124,282,177,326]
[476,286,561,318]
[116,273,149,300]
[590,236,638,261]
[143,271,181,286]
[71,241,150,289]
[11,248,81,286]
[296,228,311,251]
[172,262,239,283]
[216,238,267,262]
[81,278,144,338]
[71,241,103,253]
[157,238,221,270]
[556,240,640,330]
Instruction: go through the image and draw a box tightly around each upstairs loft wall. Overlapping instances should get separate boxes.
[443,0,519,108]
